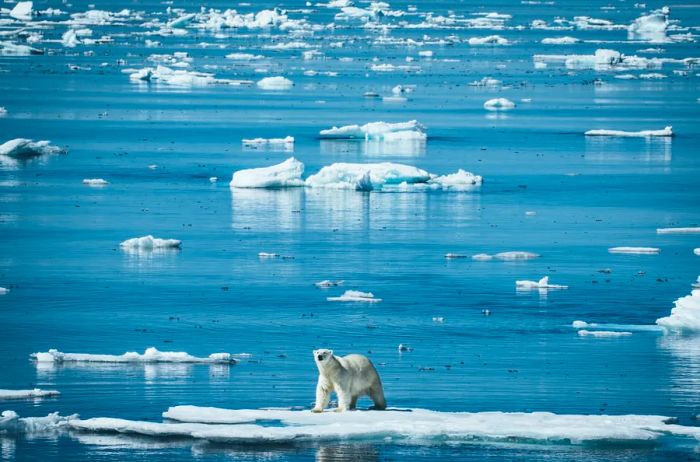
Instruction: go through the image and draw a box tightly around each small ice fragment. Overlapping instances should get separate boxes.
[516,276,568,290]
[314,280,343,288]
[656,227,700,234]
[572,320,589,328]
[432,317,444,323]
[319,120,426,141]
[120,235,181,250]
[494,251,539,260]
[585,127,673,137]
[148,164,158,170]
[327,290,381,303]
[444,253,467,259]
[0,389,60,400]
[257,76,294,90]
[82,178,108,186]
[482,309,491,316]
[258,252,280,258]
[468,35,510,46]
[695,248,700,256]
[525,211,536,216]
[472,254,494,261]
[209,177,218,183]
[0,288,10,295]
[398,343,413,352]
[578,330,632,337]
[608,247,660,254]
[541,36,580,45]
[483,98,516,111]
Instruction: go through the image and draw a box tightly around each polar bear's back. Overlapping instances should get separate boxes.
[338,354,379,376]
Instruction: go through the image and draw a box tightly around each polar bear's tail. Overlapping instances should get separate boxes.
[369,383,386,410]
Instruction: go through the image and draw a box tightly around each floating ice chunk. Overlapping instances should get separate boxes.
[695,249,700,256]
[445,253,467,259]
[242,136,294,150]
[495,251,539,260]
[31,347,238,364]
[314,280,343,288]
[120,235,181,250]
[0,41,42,56]
[209,177,217,183]
[319,120,426,141]
[572,320,591,328]
[0,107,6,116]
[258,252,281,259]
[0,139,64,158]
[129,66,250,87]
[657,227,700,234]
[62,29,80,47]
[82,178,108,186]
[628,7,669,43]
[578,330,633,337]
[516,276,568,290]
[469,77,501,87]
[398,343,413,352]
[541,36,580,44]
[69,9,132,26]
[472,253,494,261]
[167,13,196,29]
[225,53,264,60]
[305,162,429,191]
[327,290,381,302]
[10,1,33,20]
[656,282,700,332]
[433,317,444,323]
[0,410,76,435]
[608,247,660,254]
[639,72,666,79]
[85,406,700,445]
[585,126,673,137]
[468,35,510,46]
[256,76,293,90]
[483,98,515,111]
[0,389,59,400]
[0,288,9,295]
[229,157,305,189]
[430,170,483,191]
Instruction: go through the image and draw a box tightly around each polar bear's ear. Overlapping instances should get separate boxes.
[328,350,334,356]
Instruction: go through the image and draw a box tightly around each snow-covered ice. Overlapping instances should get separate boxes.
[229,157,305,188]
[30,347,239,364]
[120,235,181,250]
[656,282,700,333]
[541,37,580,45]
[319,120,426,141]
[628,7,670,43]
[0,139,64,158]
[656,227,700,234]
[608,247,660,254]
[82,178,108,186]
[515,277,568,290]
[0,389,60,400]
[578,330,633,337]
[256,76,294,90]
[327,290,381,303]
[484,98,516,111]
[0,410,76,435]
[585,127,673,137]
[9,1,33,21]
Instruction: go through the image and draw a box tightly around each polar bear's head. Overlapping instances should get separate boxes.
[313,349,334,368]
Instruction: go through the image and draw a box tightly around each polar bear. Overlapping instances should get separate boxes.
[312,349,386,412]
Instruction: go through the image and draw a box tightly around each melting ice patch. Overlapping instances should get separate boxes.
[327,290,381,303]
[0,410,76,435]
[516,276,568,290]
[60,406,700,445]
[0,389,59,400]
[585,127,673,137]
[0,139,64,159]
[608,247,660,254]
[657,227,700,234]
[229,157,305,188]
[578,330,632,338]
[319,120,426,141]
[30,348,239,364]
[129,66,251,87]
[120,235,181,250]
[656,283,700,333]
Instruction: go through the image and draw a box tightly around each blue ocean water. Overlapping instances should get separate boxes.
[1,0,700,460]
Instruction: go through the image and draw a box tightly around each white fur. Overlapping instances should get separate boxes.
[312,349,386,412]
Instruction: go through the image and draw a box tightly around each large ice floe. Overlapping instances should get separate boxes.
[229,157,305,188]
[0,410,76,435]
[533,48,693,71]
[0,139,64,159]
[129,66,251,87]
[0,41,43,56]
[656,281,700,333]
[30,348,239,364]
[120,235,181,250]
[0,389,60,400]
[628,7,670,43]
[585,127,673,137]
[36,406,700,446]
[229,158,482,192]
[9,1,33,21]
[319,120,426,141]
[256,76,294,90]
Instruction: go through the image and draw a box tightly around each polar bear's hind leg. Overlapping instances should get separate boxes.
[369,383,386,410]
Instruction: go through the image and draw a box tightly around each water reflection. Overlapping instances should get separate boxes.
[320,139,426,157]
[584,137,672,163]
[231,188,304,232]
[0,437,15,460]
[35,361,231,383]
[658,335,700,407]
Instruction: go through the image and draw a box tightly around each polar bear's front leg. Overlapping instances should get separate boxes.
[312,378,331,413]
[335,389,350,412]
